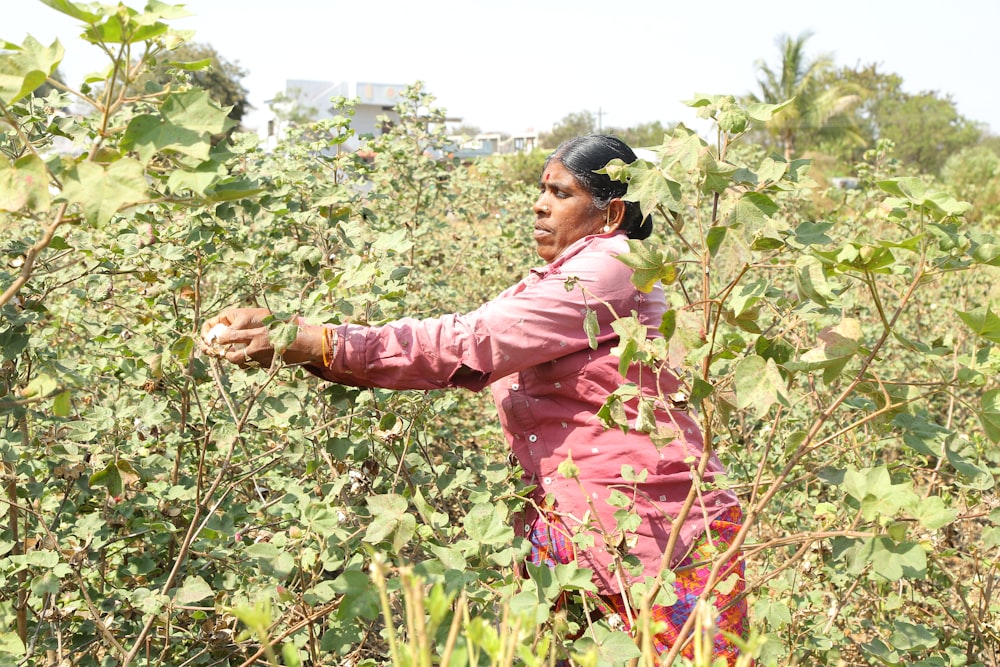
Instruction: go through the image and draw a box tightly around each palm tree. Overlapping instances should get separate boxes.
[752,32,861,160]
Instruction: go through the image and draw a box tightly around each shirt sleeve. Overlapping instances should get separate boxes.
[309,240,663,392]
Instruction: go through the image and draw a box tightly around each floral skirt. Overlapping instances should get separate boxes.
[527,505,749,665]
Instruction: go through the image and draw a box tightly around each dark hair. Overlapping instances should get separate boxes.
[547,134,652,240]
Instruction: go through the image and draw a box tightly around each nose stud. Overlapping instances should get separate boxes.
[541,205,550,213]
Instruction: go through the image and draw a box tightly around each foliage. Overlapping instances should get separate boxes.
[2,4,999,667]
[748,31,863,161]
[539,110,597,149]
[601,93,999,665]
[605,121,676,151]
[826,64,982,175]
[492,148,549,191]
[941,145,1000,227]
[138,41,252,127]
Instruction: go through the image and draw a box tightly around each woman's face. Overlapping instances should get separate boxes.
[532,161,605,263]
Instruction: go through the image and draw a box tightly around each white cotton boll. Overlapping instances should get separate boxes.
[205,323,229,343]
[203,323,247,357]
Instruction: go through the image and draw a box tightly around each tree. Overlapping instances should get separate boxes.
[447,123,482,139]
[941,145,1000,225]
[750,31,862,160]
[142,41,251,127]
[539,110,596,148]
[609,120,675,149]
[830,64,981,174]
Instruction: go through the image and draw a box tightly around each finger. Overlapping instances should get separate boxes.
[201,310,236,338]
[217,326,266,346]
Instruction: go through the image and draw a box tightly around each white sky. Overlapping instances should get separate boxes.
[6,0,999,137]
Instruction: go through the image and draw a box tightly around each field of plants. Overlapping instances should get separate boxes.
[2,3,999,666]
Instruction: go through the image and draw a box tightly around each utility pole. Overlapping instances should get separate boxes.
[595,106,607,132]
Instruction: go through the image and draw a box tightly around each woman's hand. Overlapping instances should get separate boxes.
[200,307,273,366]
[200,308,324,368]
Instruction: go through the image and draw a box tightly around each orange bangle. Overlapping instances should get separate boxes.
[322,326,337,368]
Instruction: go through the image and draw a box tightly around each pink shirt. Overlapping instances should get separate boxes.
[311,232,739,594]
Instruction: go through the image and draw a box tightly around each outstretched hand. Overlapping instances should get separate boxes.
[200,308,325,369]
[199,307,275,367]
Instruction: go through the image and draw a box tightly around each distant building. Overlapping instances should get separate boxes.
[446,132,540,159]
[263,79,538,157]
[263,79,407,151]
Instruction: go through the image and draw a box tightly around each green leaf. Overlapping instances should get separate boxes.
[616,239,677,292]
[62,158,149,226]
[572,625,642,664]
[635,399,656,433]
[689,377,714,404]
[791,317,863,383]
[860,537,927,581]
[892,413,949,456]
[733,355,789,416]
[889,620,939,651]
[701,156,738,194]
[169,57,212,71]
[756,156,788,184]
[842,466,918,521]
[0,36,64,105]
[166,160,227,196]
[791,221,834,246]
[244,542,280,560]
[463,502,513,546]
[123,90,230,165]
[658,309,676,340]
[20,372,59,399]
[331,569,379,620]
[270,320,300,358]
[363,494,407,545]
[957,305,1000,344]
[945,444,994,490]
[174,575,214,604]
[583,308,599,350]
[123,114,204,165]
[610,316,646,377]
[979,389,1000,444]
[744,99,794,123]
[204,178,264,202]
[89,460,123,497]
[970,234,1000,266]
[430,545,467,571]
[706,225,727,257]
[83,8,170,45]
[0,154,51,212]
[911,496,957,531]
[621,160,683,218]
[878,177,972,219]
[795,255,838,307]
[51,390,71,418]
[753,598,792,628]
[38,0,102,23]
[730,191,778,227]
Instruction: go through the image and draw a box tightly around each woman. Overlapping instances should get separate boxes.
[202,135,748,662]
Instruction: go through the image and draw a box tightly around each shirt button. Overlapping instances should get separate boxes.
[511,383,520,391]
[543,477,552,485]
[528,434,538,443]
